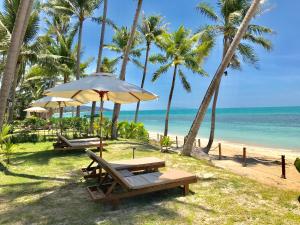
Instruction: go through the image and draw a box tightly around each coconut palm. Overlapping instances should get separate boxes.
[105,26,144,68]
[0,0,40,123]
[134,14,167,123]
[89,0,122,134]
[150,26,213,137]
[0,0,34,129]
[182,0,263,156]
[46,0,101,117]
[196,0,273,152]
[111,0,143,139]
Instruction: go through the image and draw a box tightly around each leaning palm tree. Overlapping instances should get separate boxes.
[46,0,101,117]
[0,0,40,123]
[182,0,263,156]
[133,14,167,123]
[196,0,273,152]
[0,0,34,129]
[150,26,213,136]
[111,0,143,139]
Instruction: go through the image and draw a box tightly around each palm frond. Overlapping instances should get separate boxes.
[178,69,191,92]
[152,63,172,82]
[149,53,168,64]
[196,2,219,21]
[238,43,259,66]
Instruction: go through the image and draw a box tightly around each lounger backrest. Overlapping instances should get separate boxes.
[85,150,131,190]
[58,134,73,147]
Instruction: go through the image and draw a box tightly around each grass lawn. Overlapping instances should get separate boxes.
[0,140,299,225]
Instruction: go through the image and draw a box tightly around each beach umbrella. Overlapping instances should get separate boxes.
[32,96,83,118]
[24,106,48,113]
[44,72,158,157]
[24,107,48,118]
[32,96,84,134]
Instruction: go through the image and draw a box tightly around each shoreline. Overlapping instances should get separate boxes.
[149,131,300,159]
[148,131,300,191]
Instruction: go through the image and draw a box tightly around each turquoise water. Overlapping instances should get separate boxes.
[61,106,300,151]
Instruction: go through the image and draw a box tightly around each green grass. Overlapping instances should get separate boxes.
[0,140,299,225]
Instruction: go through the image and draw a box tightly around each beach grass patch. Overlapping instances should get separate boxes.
[0,140,299,224]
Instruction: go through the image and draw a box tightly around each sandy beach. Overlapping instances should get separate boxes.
[149,131,300,191]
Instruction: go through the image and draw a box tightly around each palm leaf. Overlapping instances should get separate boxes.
[178,69,191,92]
[196,2,219,21]
[152,63,172,82]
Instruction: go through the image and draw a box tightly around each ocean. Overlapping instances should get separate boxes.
[60,106,300,151]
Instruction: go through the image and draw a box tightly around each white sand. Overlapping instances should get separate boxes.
[149,131,300,191]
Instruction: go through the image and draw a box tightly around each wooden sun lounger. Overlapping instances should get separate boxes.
[53,134,102,151]
[82,152,165,179]
[85,150,197,206]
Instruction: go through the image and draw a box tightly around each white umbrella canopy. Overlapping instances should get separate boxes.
[44,72,158,158]
[44,73,158,103]
[24,107,48,112]
[32,96,83,108]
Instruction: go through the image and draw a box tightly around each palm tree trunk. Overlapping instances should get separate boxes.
[90,0,108,134]
[204,78,221,153]
[7,62,21,123]
[111,0,143,139]
[0,0,34,129]
[134,43,150,123]
[76,19,84,117]
[164,65,178,136]
[181,0,261,156]
[204,38,229,153]
[96,0,108,72]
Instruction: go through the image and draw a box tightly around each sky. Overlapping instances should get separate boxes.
[1,0,300,111]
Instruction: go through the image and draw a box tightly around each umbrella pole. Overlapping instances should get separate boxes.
[99,93,104,158]
[59,102,63,135]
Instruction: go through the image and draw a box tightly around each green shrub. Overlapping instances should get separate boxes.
[0,124,15,164]
[0,124,13,150]
[118,121,149,142]
[11,132,39,143]
[23,117,47,129]
[93,117,111,138]
[3,141,14,164]
[160,136,174,152]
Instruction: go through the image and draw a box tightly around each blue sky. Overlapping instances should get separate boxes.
[2,0,300,110]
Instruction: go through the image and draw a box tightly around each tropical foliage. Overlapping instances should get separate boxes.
[150,26,213,136]
[134,14,167,122]
[105,26,144,69]
[0,0,272,154]
[196,0,273,152]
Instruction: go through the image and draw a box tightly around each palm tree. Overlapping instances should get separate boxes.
[105,26,144,68]
[150,26,213,136]
[134,14,167,123]
[47,0,101,117]
[0,0,40,123]
[90,0,107,134]
[182,0,263,156]
[0,0,34,129]
[196,0,273,152]
[111,0,143,139]
[37,15,92,85]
